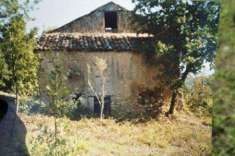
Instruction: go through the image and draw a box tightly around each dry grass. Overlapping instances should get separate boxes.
[21,111,211,156]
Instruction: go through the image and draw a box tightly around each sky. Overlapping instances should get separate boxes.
[27,0,135,34]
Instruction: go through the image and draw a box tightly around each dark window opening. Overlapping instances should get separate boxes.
[105,12,118,32]
[94,96,111,116]
[0,99,8,121]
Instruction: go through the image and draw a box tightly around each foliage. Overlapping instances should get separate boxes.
[0,52,9,88]
[213,0,235,155]
[18,97,42,115]
[27,123,90,156]
[0,0,40,22]
[0,0,39,111]
[136,86,164,118]
[18,96,78,120]
[67,64,81,79]
[0,15,39,94]
[43,51,79,148]
[0,0,39,47]
[133,0,220,114]
[44,52,73,118]
[184,76,212,117]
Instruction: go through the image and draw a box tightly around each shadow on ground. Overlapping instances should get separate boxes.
[19,97,165,124]
[66,105,163,124]
[0,98,29,156]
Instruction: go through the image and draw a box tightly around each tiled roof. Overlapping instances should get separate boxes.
[36,33,154,52]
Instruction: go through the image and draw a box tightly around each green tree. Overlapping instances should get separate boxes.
[133,0,219,115]
[0,15,39,110]
[213,0,235,155]
[0,0,40,110]
[0,52,9,88]
[0,0,39,29]
[0,0,18,23]
[44,52,76,146]
[0,0,19,87]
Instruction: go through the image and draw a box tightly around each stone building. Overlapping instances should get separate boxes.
[37,2,172,116]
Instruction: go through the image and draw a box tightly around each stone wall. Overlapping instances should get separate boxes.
[53,10,135,33]
[39,51,171,114]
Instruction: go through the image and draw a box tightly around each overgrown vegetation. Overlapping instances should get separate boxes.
[0,0,217,155]
[43,51,78,148]
[133,0,219,115]
[22,111,211,156]
[213,0,235,155]
[184,76,213,117]
[0,0,39,110]
[136,86,164,118]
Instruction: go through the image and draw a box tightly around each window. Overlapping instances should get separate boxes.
[105,11,118,32]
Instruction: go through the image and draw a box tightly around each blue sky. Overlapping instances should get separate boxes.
[27,0,134,34]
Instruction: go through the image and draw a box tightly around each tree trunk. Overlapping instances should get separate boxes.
[53,116,57,156]
[166,65,190,116]
[100,96,104,120]
[100,76,105,120]
[54,117,57,145]
[166,89,178,116]
[15,84,19,113]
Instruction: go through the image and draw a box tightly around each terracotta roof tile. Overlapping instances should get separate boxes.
[36,33,154,52]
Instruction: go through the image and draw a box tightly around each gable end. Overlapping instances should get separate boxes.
[50,2,136,33]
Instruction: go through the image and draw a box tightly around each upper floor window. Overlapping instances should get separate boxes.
[105,11,118,32]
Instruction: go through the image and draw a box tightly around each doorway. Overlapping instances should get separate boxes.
[94,96,111,116]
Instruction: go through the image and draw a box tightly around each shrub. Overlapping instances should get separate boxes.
[184,76,212,117]
[19,97,45,115]
[19,96,80,119]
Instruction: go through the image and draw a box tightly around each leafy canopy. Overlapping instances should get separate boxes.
[0,0,40,95]
[0,15,39,94]
[133,0,219,83]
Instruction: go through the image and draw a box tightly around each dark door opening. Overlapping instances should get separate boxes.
[105,11,118,32]
[94,96,111,116]
[0,99,8,121]
[94,97,100,116]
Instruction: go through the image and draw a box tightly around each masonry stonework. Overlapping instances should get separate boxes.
[52,2,135,33]
[39,51,170,113]
[37,2,173,115]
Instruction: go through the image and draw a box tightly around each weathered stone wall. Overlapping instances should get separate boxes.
[39,51,171,113]
[53,10,135,33]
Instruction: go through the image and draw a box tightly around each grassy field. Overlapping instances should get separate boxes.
[21,110,211,156]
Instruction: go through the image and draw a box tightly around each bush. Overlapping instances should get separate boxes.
[28,123,90,156]
[19,96,80,119]
[184,76,212,117]
[19,97,45,115]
